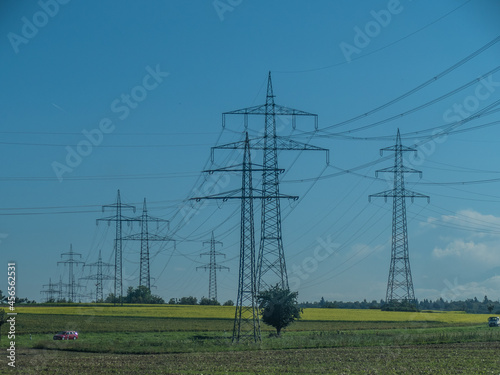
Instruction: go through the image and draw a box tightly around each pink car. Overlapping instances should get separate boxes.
[53,331,78,340]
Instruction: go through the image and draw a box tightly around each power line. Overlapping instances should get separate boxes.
[325,66,500,136]
[275,0,473,74]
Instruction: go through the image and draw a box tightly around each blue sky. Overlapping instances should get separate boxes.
[1,0,500,304]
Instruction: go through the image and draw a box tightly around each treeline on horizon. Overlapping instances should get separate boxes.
[3,288,500,314]
[299,296,500,314]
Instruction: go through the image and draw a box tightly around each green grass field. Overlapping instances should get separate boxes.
[2,304,500,374]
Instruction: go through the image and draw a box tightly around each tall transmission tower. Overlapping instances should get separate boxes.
[57,244,85,302]
[233,134,260,343]
[196,232,229,302]
[193,133,295,342]
[218,72,328,293]
[40,278,59,302]
[369,129,429,308]
[80,250,113,302]
[122,198,173,290]
[97,189,137,305]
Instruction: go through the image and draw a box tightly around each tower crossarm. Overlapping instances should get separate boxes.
[223,103,317,117]
[191,190,298,202]
[79,274,114,281]
[223,104,318,129]
[211,137,329,164]
[380,143,417,154]
[196,264,230,271]
[96,215,139,226]
[375,165,423,177]
[121,233,175,242]
[204,164,284,174]
[84,261,113,269]
[100,202,136,212]
[369,189,430,203]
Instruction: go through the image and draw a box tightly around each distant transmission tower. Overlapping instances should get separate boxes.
[57,276,65,301]
[369,129,429,307]
[219,72,328,293]
[40,278,59,302]
[97,189,137,305]
[57,244,85,302]
[80,250,113,302]
[196,232,229,302]
[122,198,173,290]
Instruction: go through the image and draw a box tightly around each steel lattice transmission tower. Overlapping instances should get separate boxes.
[122,198,174,290]
[193,133,290,343]
[219,72,328,293]
[197,232,229,302]
[40,278,59,302]
[80,250,113,302]
[57,244,85,302]
[57,276,65,301]
[233,135,260,343]
[369,129,429,307]
[97,189,137,305]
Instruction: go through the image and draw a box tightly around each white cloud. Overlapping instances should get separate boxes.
[432,239,499,265]
[427,209,500,268]
[420,216,438,229]
[441,209,500,237]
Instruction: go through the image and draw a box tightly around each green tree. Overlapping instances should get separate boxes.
[258,285,302,337]
[179,296,197,305]
[125,286,165,304]
[199,297,220,305]
[223,300,234,306]
[104,293,118,304]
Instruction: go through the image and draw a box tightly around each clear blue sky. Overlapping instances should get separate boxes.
[1,0,500,304]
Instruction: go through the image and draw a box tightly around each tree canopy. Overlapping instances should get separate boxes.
[258,285,302,337]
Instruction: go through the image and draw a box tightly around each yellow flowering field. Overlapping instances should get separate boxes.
[301,308,490,323]
[14,304,491,324]
[15,304,236,319]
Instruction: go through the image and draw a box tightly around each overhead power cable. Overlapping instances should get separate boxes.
[320,35,499,131]
[275,0,473,74]
[322,66,500,136]
[304,113,500,141]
